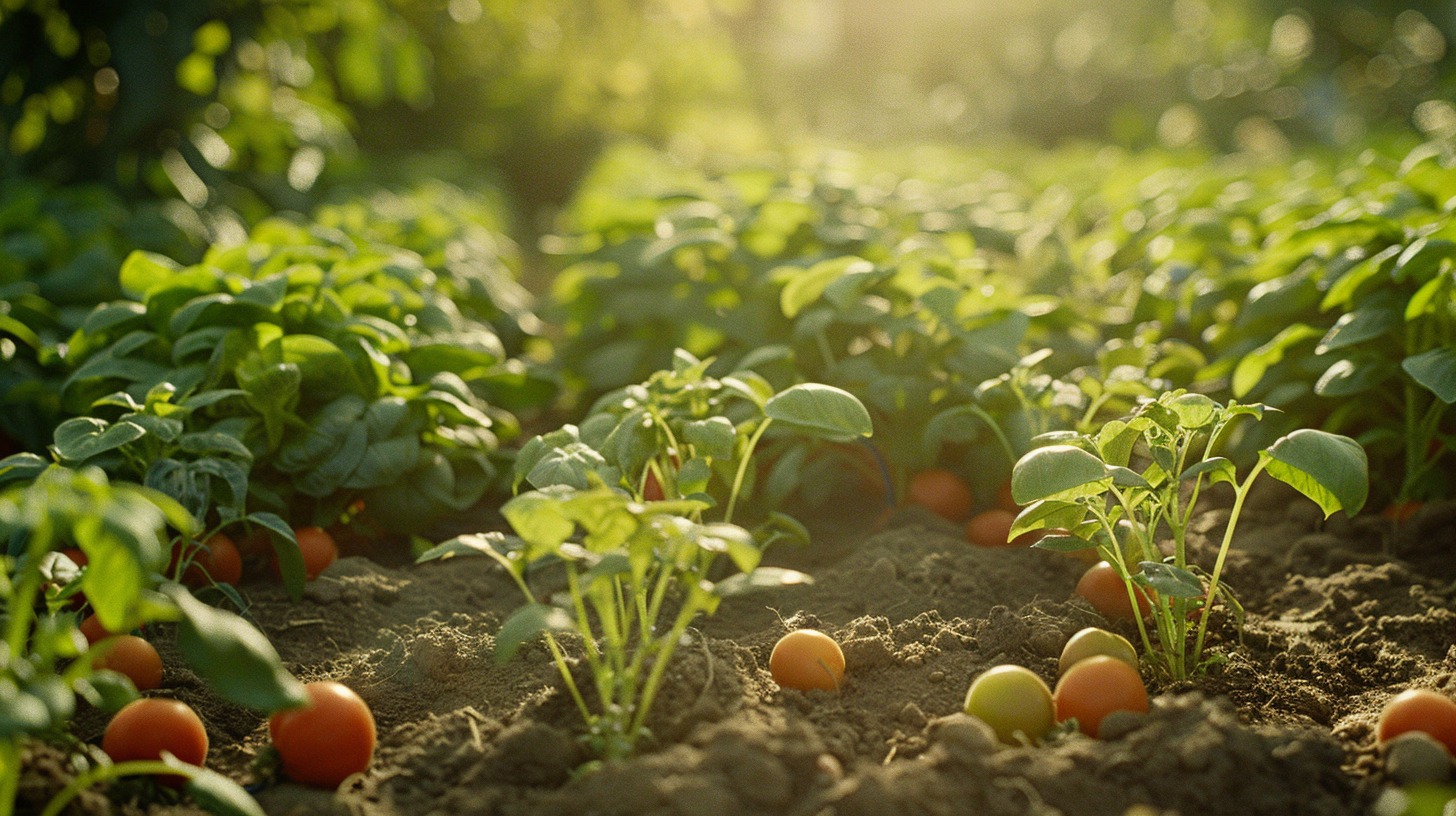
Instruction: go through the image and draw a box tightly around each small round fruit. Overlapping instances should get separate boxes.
[294,527,339,581]
[1058,627,1138,677]
[1377,688,1456,756]
[269,681,377,788]
[906,468,975,522]
[182,534,243,586]
[1076,561,1152,621]
[769,630,846,692]
[966,509,1029,548]
[1054,655,1149,738]
[79,613,117,645]
[94,634,164,691]
[962,664,1056,745]
[103,698,208,783]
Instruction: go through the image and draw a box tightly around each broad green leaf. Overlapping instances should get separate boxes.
[1316,295,1401,353]
[1095,420,1144,468]
[1137,562,1204,598]
[1180,457,1236,486]
[1402,347,1456,403]
[1108,466,1153,490]
[1231,324,1322,397]
[780,257,872,319]
[1167,393,1219,429]
[713,567,812,597]
[1010,445,1109,504]
[245,512,303,601]
[676,456,712,496]
[180,763,266,816]
[179,431,254,461]
[495,603,576,663]
[764,383,873,442]
[52,416,146,463]
[1030,533,1098,552]
[1314,357,1396,397]
[118,250,182,297]
[1262,429,1369,517]
[526,443,615,491]
[169,584,308,710]
[415,532,515,564]
[683,417,736,460]
[502,489,577,552]
[1009,500,1087,538]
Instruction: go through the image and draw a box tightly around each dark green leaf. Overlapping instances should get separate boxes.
[1262,429,1369,517]
[495,603,575,663]
[1011,445,1109,504]
[1137,562,1204,598]
[168,584,308,710]
[1402,348,1456,403]
[713,567,812,597]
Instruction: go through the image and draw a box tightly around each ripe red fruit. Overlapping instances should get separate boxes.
[93,634,164,691]
[269,681,376,788]
[179,534,244,586]
[906,468,975,522]
[292,527,339,581]
[1054,655,1149,738]
[769,630,846,692]
[103,698,208,785]
[1076,561,1152,621]
[1377,688,1456,755]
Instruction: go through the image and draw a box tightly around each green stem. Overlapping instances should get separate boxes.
[627,597,703,752]
[723,419,773,525]
[38,759,210,816]
[480,549,591,724]
[1191,461,1267,667]
[0,739,21,816]
[1089,505,1155,664]
[965,405,1017,466]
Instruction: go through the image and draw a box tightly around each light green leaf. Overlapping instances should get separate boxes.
[495,603,576,663]
[1262,429,1369,517]
[1010,445,1109,504]
[764,383,873,441]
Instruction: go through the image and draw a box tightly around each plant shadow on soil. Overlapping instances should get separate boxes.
[21,481,1456,816]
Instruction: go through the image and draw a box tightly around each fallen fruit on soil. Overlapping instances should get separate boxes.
[1054,655,1149,737]
[180,533,243,586]
[93,634,163,691]
[78,613,115,645]
[962,664,1056,745]
[269,680,377,788]
[1076,561,1152,621]
[769,629,846,692]
[1377,688,1456,756]
[103,698,208,780]
[1058,627,1139,676]
[906,468,974,522]
[294,526,339,581]
[965,509,1019,547]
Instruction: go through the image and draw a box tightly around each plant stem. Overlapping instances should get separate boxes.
[723,419,773,525]
[0,740,21,816]
[1191,461,1267,666]
[627,597,702,750]
[38,759,212,816]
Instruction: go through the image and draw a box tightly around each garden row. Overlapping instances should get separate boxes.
[1,137,1454,814]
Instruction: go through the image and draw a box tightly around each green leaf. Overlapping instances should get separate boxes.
[1314,357,1396,397]
[181,764,266,816]
[179,431,254,461]
[1137,562,1204,598]
[118,251,182,297]
[525,443,615,490]
[1402,348,1456,403]
[1179,457,1236,486]
[245,512,303,601]
[1010,445,1109,504]
[502,489,577,552]
[1030,533,1098,552]
[1167,393,1219,429]
[1231,324,1322,397]
[780,257,874,319]
[168,584,308,711]
[683,417,737,460]
[764,383,873,442]
[1316,294,1402,353]
[495,603,575,663]
[1009,500,1087,538]
[52,418,146,463]
[713,567,813,597]
[1262,429,1369,517]
[415,532,516,564]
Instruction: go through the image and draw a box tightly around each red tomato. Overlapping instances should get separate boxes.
[103,698,208,785]
[1054,655,1149,738]
[906,468,975,522]
[269,681,377,788]
[1076,561,1152,621]
[79,613,118,645]
[94,634,164,691]
[180,534,244,586]
[294,527,339,581]
[1377,688,1456,755]
[769,630,846,692]
[1381,500,1423,523]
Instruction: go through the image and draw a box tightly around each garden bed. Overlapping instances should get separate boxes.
[29,484,1456,815]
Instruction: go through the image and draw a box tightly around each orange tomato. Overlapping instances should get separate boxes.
[906,468,975,522]
[294,527,339,581]
[964,508,1044,548]
[78,613,117,645]
[103,698,208,785]
[1381,500,1423,523]
[269,681,377,788]
[995,480,1019,512]
[1075,561,1152,621]
[180,534,243,586]
[1054,655,1149,738]
[769,629,846,692]
[94,634,164,691]
[962,664,1056,745]
[1377,688,1456,755]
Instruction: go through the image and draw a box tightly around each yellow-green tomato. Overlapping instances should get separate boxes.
[962,665,1055,745]
[1058,627,1139,677]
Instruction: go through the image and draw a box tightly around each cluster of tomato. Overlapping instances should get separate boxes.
[76,525,371,792]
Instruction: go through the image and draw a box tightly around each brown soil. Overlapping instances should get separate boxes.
[18,482,1456,816]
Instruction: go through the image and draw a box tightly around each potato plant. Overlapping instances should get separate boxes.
[419,487,810,761]
[1009,391,1369,681]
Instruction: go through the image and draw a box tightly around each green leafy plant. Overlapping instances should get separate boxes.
[1008,391,1369,682]
[514,348,873,526]
[418,486,809,762]
[0,464,306,816]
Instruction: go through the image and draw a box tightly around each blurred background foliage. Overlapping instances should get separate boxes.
[0,0,1453,225]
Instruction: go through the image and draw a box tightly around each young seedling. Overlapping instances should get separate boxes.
[418,485,810,762]
[1008,391,1368,682]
